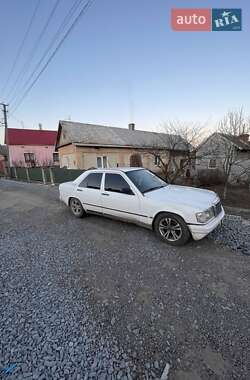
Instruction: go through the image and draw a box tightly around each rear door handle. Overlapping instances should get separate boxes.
[77,189,83,192]
[101,193,109,196]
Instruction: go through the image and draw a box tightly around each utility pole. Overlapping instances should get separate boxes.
[0,103,11,176]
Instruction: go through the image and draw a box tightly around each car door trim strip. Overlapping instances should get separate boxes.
[82,201,152,218]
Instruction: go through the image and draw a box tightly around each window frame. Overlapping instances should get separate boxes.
[196,158,201,166]
[97,156,108,168]
[53,152,59,162]
[208,158,217,169]
[79,172,103,190]
[154,155,161,166]
[104,173,134,195]
[24,152,35,164]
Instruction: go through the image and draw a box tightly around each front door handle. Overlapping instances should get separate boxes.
[101,193,109,196]
[77,189,83,192]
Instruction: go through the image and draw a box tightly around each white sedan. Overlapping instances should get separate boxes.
[59,168,224,246]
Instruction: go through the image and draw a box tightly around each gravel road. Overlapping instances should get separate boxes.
[0,180,249,380]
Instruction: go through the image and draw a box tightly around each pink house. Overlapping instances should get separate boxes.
[5,128,58,167]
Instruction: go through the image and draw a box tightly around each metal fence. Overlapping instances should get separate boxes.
[10,167,84,184]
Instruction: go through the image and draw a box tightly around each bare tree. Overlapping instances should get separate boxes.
[215,108,250,198]
[219,107,247,135]
[145,120,207,183]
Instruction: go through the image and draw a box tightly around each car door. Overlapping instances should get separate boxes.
[101,173,141,222]
[76,172,103,214]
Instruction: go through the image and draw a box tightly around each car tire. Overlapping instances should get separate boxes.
[69,197,85,218]
[154,212,190,246]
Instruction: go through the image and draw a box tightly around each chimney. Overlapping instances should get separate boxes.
[239,133,249,142]
[128,123,135,131]
[38,123,42,130]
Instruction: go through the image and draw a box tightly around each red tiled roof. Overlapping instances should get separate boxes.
[5,128,57,146]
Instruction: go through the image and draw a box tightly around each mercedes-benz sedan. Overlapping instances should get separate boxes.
[59,168,224,246]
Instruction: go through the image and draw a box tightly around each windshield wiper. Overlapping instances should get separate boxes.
[142,185,166,194]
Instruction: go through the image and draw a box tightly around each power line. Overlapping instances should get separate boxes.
[0,103,11,175]
[10,0,94,114]
[10,0,83,107]
[1,0,41,98]
[6,0,61,103]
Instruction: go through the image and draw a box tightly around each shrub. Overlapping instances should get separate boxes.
[197,169,225,186]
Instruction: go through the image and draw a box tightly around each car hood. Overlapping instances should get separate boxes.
[144,185,218,210]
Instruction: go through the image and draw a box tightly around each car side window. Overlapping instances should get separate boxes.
[105,174,134,194]
[79,173,102,189]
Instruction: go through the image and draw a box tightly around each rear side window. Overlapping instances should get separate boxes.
[105,173,133,194]
[79,173,102,189]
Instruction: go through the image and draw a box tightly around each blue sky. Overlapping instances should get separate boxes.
[0,0,249,143]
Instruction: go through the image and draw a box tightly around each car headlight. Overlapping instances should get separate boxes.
[196,207,214,223]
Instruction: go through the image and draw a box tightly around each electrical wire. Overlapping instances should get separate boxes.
[10,0,83,107]
[6,0,61,102]
[1,0,41,98]
[10,0,94,114]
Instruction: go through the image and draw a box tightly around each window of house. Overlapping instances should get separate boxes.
[53,153,59,162]
[154,155,161,166]
[24,153,35,165]
[196,159,201,166]
[97,156,108,168]
[105,173,134,194]
[79,173,103,189]
[208,159,217,169]
[180,159,186,169]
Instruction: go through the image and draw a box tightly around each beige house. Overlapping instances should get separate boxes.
[56,121,189,172]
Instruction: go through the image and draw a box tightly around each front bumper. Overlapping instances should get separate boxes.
[188,208,225,241]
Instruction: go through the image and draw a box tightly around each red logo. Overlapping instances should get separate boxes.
[171,9,211,31]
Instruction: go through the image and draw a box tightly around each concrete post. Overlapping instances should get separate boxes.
[49,167,55,185]
[25,167,30,182]
[41,168,46,184]
[14,167,17,179]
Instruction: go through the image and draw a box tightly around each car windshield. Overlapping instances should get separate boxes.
[126,169,167,194]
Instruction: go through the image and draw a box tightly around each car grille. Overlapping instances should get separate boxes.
[213,201,222,217]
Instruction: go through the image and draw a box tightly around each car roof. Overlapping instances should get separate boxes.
[86,167,143,173]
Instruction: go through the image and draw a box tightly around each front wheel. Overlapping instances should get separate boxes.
[69,198,85,218]
[154,212,190,246]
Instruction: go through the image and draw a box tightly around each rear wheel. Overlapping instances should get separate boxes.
[154,212,190,246]
[70,198,85,218]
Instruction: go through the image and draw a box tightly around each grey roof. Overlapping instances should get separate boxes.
[57,121,189,151]
[0,145,7,156]
[221,133,250,151]
[198,132,250,152]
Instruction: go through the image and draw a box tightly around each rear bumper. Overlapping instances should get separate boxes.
[188,208,225,241]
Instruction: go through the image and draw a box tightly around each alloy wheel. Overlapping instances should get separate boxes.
[158,217,183,242]
[71,199,83,216]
